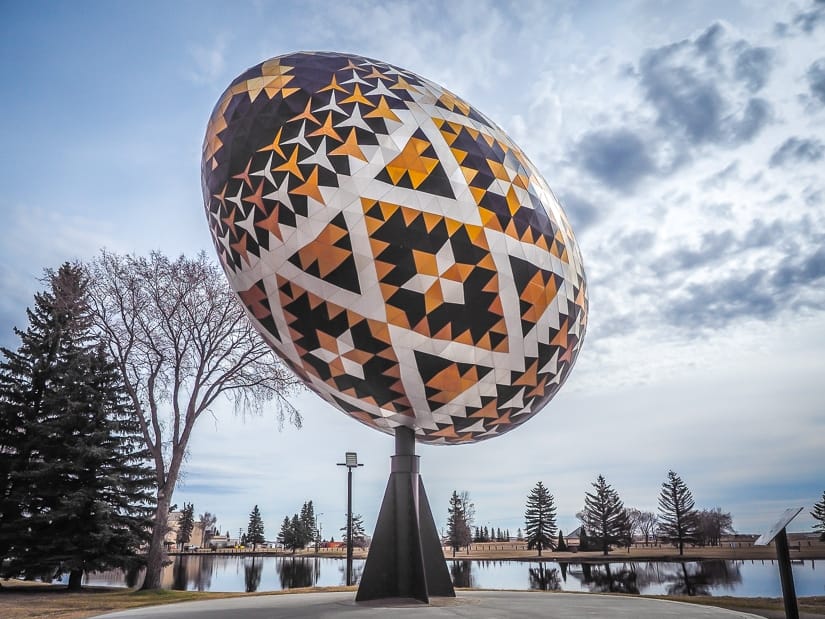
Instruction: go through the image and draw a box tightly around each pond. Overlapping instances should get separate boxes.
[77,556,825,597]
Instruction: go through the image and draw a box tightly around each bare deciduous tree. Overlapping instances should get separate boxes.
[86,251,301,589]
[626,508,658,545]
[695,508,734,546]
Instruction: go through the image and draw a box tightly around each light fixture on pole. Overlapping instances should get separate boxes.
[337,452,363,587]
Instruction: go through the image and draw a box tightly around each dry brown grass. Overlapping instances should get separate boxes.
[0,581,355,619]
[2,581,824,619]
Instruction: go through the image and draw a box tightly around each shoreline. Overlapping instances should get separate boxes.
[168,544,825,564]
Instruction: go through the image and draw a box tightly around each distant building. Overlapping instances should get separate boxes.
[564,527,583,550]
[164,511,205,550]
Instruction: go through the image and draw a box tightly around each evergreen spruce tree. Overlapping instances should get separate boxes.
[340,513,367,548]
[557,529,568,551]
[0,264,154,588]
[176,503,195,550]
[299,500,316,547]
[517,528,524,541]
[446,491,471,556]
[289,514,303,552]
[658,470,698,555]
[582,474,628,556]
[812,490,825,541]
[277,516,293,548]
[579,526,589,551]
[247,505,265,550]
[524,481,557,556]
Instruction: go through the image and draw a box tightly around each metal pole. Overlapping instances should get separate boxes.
[347,467,353,586]
[775,529,799,619]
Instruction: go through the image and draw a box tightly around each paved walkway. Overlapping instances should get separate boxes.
[94,591,765,618]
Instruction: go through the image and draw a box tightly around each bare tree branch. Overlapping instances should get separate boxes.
[85,250,302,589]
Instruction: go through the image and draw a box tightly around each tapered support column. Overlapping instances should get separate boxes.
[355,426,455,603]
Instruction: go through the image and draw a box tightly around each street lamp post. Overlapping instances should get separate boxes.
[337,452,363,587]
[315,512,324,553]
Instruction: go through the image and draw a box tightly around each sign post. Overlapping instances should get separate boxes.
[754,507,803,619]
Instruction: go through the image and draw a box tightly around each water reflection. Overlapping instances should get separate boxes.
[277,556,319,589]
[244,557,263,592]
[570,563,639,594]
[662,560,742,596]
[337,558,363,586]
[451,560,474,588]
[79,557,822,596]
[168,555,216,591]
[528,563,561,591]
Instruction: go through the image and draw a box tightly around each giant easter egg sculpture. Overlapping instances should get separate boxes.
[202,52,587,445]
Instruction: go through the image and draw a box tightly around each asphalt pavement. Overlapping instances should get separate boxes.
[93,590,766,618]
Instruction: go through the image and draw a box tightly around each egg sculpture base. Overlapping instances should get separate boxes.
[356,426,454,602]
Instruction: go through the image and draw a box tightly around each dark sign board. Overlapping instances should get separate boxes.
[754,507,803,546]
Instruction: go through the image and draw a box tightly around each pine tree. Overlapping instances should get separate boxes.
[446,490,471,556]
[524,481,557,556]
[517,527,524,541]
[289,514,303,552]
[278,512,307,553]
[177,503,195,550]
[579,526,589,551]
[299,500,316,547]
[557,529,568,551]
[658,470,698,555]
[0,264,154,588]
[811,490,825,541]
[277,516,293,549]
[340,513,367,548]
[247,505,265,550]
[582,474,628,556]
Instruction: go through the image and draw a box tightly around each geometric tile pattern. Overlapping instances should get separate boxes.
[202,52,588,444]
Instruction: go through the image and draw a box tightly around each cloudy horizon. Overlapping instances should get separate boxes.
[1,0,823,542]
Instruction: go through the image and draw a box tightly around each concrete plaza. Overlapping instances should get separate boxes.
[94,590,764,618]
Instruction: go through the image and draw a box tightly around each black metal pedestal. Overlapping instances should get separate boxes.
[355,426,455,603]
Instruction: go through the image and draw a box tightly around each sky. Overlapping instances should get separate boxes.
[1,0,823,543]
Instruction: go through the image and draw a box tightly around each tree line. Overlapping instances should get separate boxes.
[443,471,784,557]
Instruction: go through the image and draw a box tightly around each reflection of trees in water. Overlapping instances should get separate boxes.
[169,555,215,591]
[196,556,215,592]
[450,560,475,588]
[336,557,363,585]
[244,557,263,593]
[278,556,319,589]
[124,564,143,588]
[567,560,741,595]
[172,557,187,591]
[662,560,742,596]
[528,563,561,591]
[572,562,639,594]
